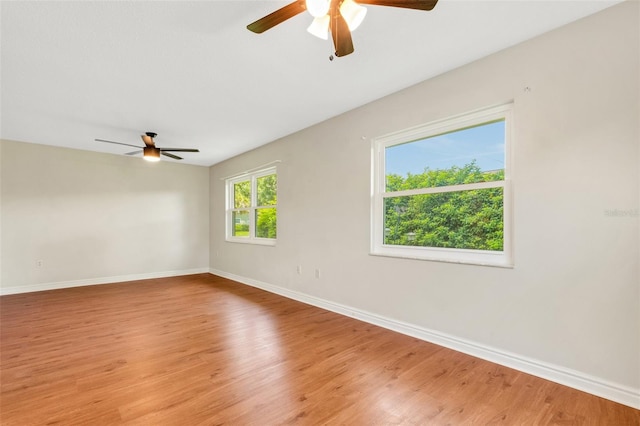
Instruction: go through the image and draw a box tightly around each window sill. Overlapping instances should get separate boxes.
[226,238,276,246]
[369,247,513,268]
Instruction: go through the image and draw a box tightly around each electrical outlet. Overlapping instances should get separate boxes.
[36,260,43,268]
[315,269,320,279]
[296,265,302,275]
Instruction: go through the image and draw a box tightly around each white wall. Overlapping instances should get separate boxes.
[210,2,639,406]
[1,140,210,293]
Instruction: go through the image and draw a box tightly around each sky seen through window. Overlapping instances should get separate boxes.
[385,120,505,176]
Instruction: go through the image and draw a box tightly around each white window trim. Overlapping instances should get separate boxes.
[226,166,277,246]
[370,104,513,267]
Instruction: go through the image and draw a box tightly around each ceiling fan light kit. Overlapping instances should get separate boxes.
[307,0,331,18]
[339,0,367,31]
[143,147,161,162]
[247,0,438,58]
[307,15,331,40]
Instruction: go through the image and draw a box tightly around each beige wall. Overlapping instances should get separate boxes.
[210,1,639,398]
[1,140,210,292]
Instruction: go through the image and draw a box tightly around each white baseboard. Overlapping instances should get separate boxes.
[210,268,640,410]
[0,268,210,296]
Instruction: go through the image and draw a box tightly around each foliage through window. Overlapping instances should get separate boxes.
[227,167,277,244]
[371,104,512,266]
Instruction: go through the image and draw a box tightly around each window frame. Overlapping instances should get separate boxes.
[226,166,277,246]
[370,104,513,267]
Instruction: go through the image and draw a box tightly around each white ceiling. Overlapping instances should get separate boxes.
[1,0,622,167]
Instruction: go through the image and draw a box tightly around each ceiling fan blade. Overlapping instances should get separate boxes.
[330,10,354,57]
[141,134,155,146]
[95,139,143,149]
[247,1,306,33]
[161,152,183,160]
[159,148,200,152]
[355,0,438,11]
[125,150,143,156]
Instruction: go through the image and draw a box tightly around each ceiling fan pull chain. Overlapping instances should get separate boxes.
[329,37,335,61]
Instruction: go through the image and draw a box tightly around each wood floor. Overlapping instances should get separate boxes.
[1,274,638,425]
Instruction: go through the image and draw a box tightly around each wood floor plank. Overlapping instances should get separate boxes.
[1,274,638,425]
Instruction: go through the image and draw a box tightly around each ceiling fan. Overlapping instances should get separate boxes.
[95,132,199,162]
[247,0,438,58]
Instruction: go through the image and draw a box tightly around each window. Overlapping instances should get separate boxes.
[227,167,277,245]
[371,104,512,266]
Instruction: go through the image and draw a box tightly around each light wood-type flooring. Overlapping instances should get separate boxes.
[1,274,638,425]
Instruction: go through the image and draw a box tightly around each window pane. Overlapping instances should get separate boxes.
[232,210,249,237]
[385,120,505,191]
[383,188,504,251]
[257,174,277,206]
[234,181,251,209]
[255,207,277,239]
